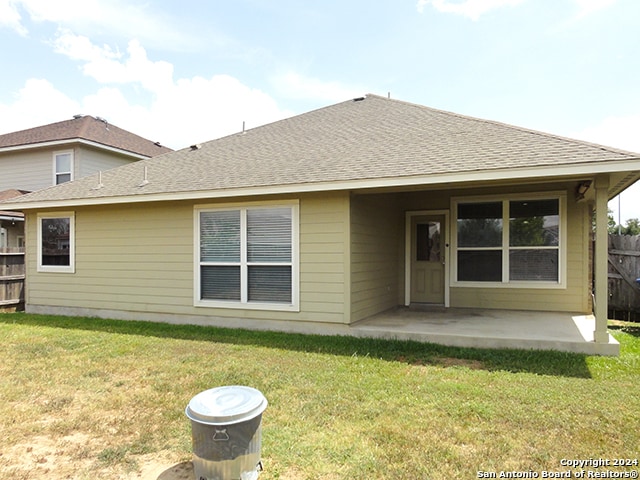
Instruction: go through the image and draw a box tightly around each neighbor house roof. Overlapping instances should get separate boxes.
[0,189,29,220]
[0,115,172,158]
[3,94,640,210]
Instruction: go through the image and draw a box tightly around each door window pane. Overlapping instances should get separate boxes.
[417,222,441,262]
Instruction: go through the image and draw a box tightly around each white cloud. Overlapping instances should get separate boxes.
[0,36,293,150]
[271,71,365,103]
[0,78,80,132]
[52,31,174,94]
[416,0,526,20]
[51,28,121,62]
[0,0,199,50]
[0,0,28,36]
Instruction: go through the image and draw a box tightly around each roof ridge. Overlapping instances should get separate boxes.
[191,96,366,148]
[365,93,640,157]
[76,115,93,139]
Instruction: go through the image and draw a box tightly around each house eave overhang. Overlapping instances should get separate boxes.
[3,159,640,211]
[0,138,150,160]
[0,214,24,221]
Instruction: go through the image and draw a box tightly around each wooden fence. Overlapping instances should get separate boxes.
[0,247,25,311]
[608,235,640,321]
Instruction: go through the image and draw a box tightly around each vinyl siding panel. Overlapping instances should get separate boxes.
[298,192,350,323]
[25,192,351,325]
[77,146,139,178]
[350,194,401,323]
[26,203,194,313]
[0,149,53,192]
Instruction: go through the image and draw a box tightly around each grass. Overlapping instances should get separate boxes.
[0,313,638,479]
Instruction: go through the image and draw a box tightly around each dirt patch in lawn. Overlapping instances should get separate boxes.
[0,434,192,479]
[433,356,485,369]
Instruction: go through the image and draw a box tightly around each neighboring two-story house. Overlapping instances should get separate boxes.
[0,114,172,246]
[0,115,172,309]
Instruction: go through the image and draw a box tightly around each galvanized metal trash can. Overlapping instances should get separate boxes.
[186,386,268,480]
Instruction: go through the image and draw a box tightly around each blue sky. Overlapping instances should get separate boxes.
[1,0,639,221]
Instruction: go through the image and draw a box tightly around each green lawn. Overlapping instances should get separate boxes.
[0,313,638,479]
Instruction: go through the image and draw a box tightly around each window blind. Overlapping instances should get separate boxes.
[198,206,294,305]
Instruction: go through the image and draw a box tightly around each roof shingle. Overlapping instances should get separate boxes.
[0,115,172,157]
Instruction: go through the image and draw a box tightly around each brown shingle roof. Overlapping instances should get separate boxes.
[0,115,172,157]
[0,189,28,217]
[4,94,640,207]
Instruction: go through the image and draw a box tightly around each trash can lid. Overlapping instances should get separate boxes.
[185,386,268,425]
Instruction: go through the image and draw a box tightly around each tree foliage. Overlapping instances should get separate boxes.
[608,211,640,235]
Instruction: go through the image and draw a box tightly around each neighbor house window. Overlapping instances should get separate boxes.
[454,196,563,285]
[37,212,75,273]
[54,151,73,184]
[195,203,299,310]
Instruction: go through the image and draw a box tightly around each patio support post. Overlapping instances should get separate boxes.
[593,174,610,343]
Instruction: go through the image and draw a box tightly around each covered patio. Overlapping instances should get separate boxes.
[350,307,620,356]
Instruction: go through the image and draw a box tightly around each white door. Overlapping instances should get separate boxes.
[410,215,445,304]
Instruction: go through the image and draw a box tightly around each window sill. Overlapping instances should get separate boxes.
[37,266,75,274]
[451,281,566,289]
[195,299,300,312]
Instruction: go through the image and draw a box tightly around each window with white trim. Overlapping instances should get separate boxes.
[453,196,563,284]
[196,204,298,310]
[37,213,75,273]
[54,151,73,184]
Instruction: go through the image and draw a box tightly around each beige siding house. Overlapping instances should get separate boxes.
[3,95,639,355]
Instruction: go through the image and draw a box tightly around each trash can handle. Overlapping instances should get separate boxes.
[212,429,229,441]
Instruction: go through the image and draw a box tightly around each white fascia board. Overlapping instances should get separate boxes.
[0,138,150,160]
[4,159,640,211]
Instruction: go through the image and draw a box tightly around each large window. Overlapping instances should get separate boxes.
[195,203,298,310]
[37,213,75,273]
[454,196,563,285]
[54,151,73,184]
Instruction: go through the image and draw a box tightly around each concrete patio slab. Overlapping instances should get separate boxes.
[350,307,620,356]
